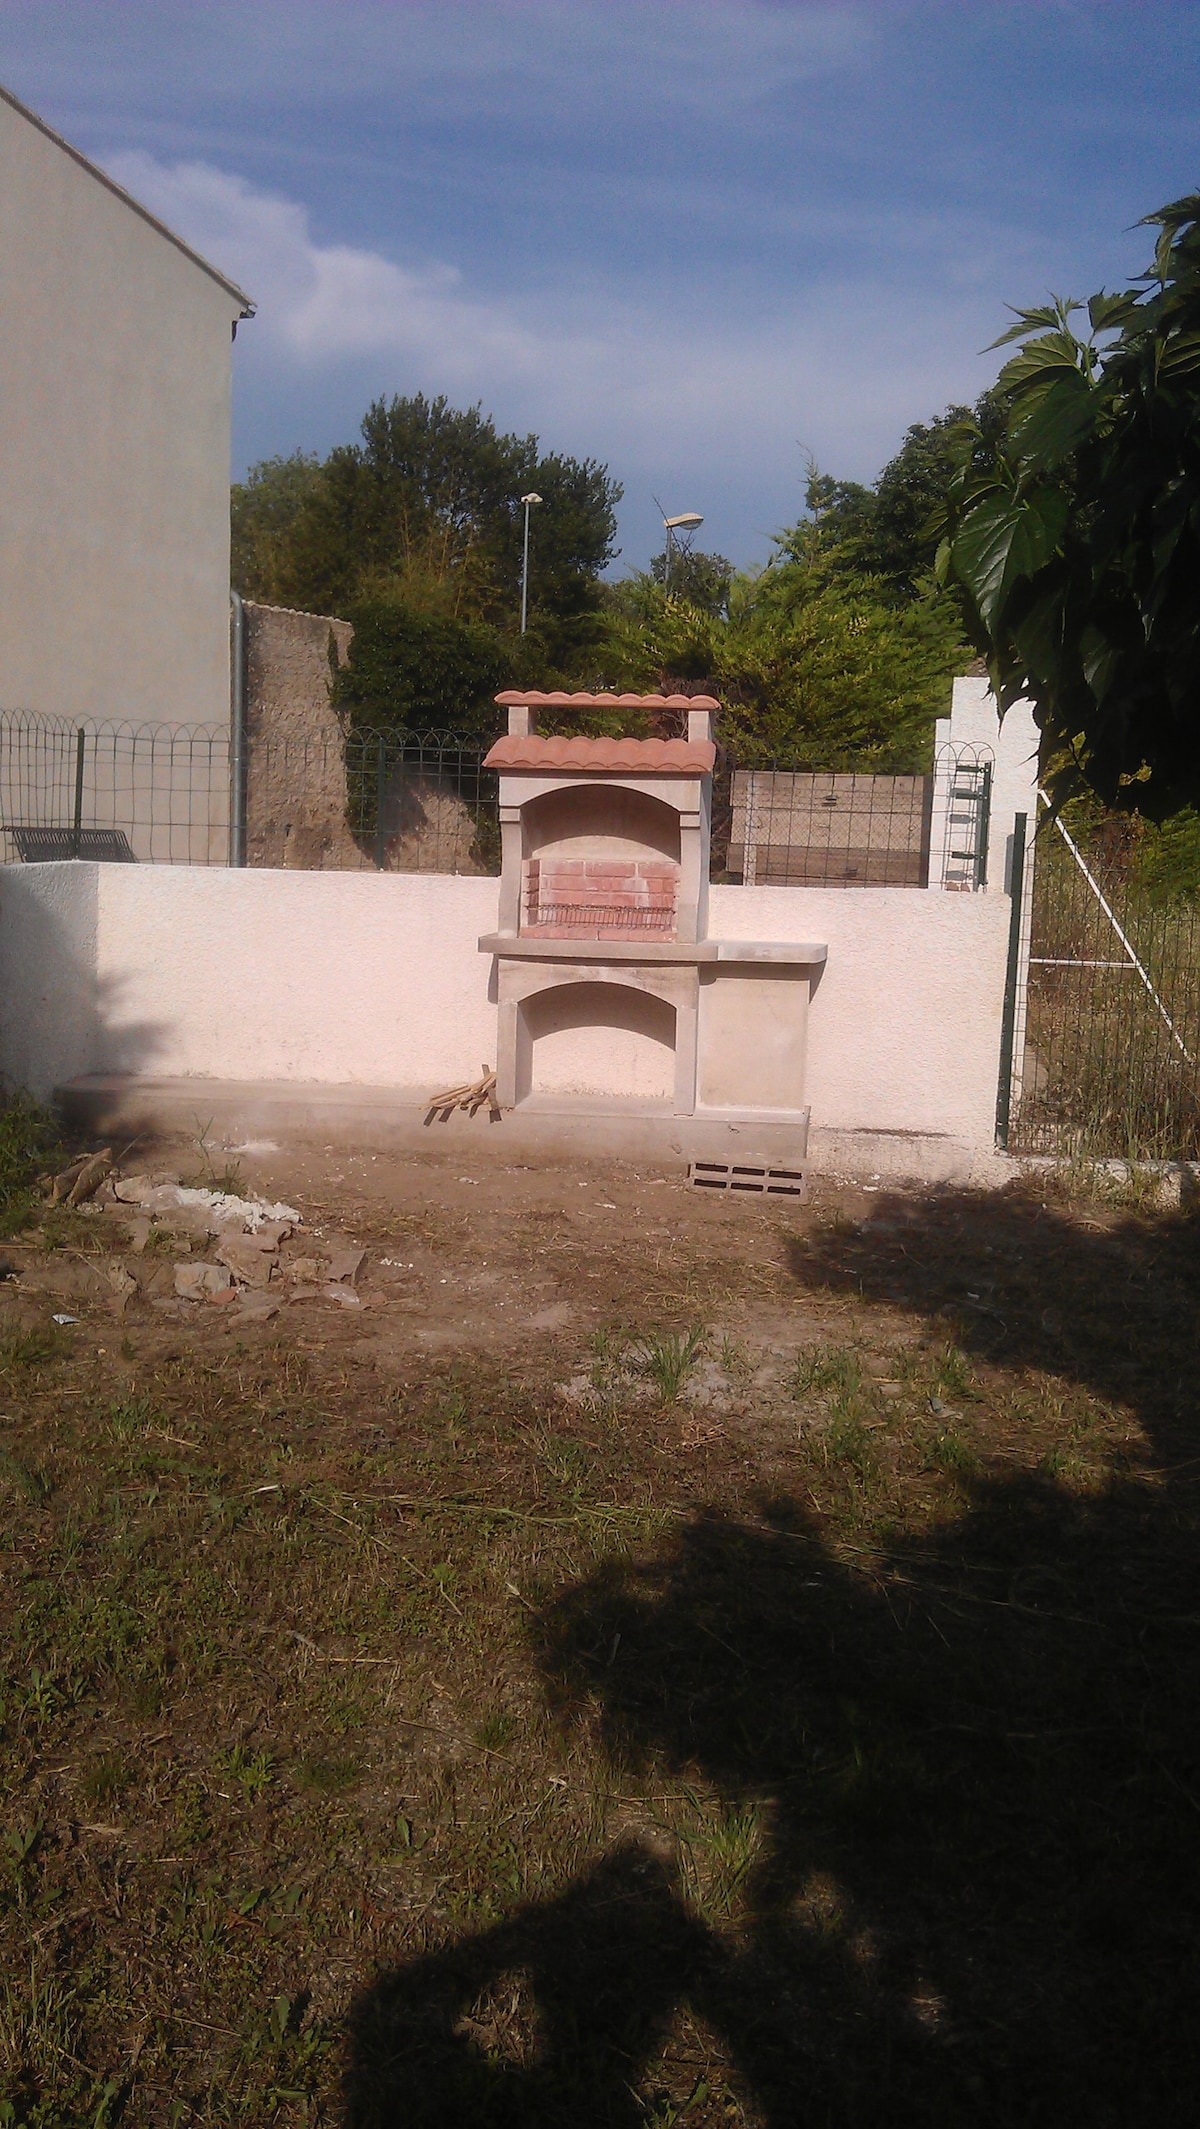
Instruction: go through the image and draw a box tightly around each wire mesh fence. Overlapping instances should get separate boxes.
[0,711,230,866]
[711,746,991,889]
[1012,809,1200,1160]
[1,708,995,890]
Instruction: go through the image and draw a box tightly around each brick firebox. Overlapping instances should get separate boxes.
[522,856,677,938]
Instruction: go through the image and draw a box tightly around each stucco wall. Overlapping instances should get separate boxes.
[0,90,245,730]
[0,864,1010,1156]
[709,884,1009,1146]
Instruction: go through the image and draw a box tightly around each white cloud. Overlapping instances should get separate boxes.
[103,149,1002,559]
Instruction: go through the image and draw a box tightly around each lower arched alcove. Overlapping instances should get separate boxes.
[522,979,676,1102]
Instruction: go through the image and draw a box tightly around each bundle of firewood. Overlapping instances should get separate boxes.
[423,1068,501,1126]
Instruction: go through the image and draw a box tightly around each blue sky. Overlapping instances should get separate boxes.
[3,2,1199,573]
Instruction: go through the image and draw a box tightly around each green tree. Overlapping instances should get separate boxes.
[940,195,1200,817]
[647,546,735,616]
[594,560,963,769]
[230,395,620,660]
[331,602,512,738]
[231,451,326,605]
[788,403,1000,603]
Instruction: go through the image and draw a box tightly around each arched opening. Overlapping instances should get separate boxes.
[522,981,677,1103]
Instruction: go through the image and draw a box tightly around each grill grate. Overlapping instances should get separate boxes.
[526,902,674,932]
[689,1160,807,1197]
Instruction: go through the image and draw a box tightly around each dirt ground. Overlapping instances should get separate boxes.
[3,1132,1200,2126]
[1,1133,889,1365]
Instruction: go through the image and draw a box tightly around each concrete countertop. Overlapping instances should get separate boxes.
[477,933,828,967]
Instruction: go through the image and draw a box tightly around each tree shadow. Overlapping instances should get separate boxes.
[346,1186,1200,2126]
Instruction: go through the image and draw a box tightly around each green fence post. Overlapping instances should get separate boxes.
[995,811,1028,1149]
[374,736,387,870]
[71,727,86,858]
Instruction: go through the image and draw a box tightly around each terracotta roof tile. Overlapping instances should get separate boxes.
[484,735,716,774]
[495,690,719,712]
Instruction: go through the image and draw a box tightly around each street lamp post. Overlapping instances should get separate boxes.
[519,492,543,634]
[662,510,703,596]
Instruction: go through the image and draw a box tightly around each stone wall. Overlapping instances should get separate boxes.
[242,601,490,875]
[243,601,367,870]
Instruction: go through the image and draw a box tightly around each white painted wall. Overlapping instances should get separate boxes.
[0,88,247,731]
[0,864,1011,1158]
[936,675,1040,893]
[709,884,1009,1148]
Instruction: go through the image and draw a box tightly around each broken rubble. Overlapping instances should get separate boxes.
[173,1262,235,1303]
[114,1178,299,1232]
[216,1234,278,1289]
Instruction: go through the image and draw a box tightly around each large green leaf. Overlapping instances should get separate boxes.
[1009,372,1097,468]
[952,490,1067,629]
[988,303,1074,349]
[1087,289,1145,334]
[997,331,1090,397]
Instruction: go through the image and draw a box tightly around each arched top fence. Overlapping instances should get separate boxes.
[0,706,992,888]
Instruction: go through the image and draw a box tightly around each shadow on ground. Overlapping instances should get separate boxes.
[344,1187,1200,2126]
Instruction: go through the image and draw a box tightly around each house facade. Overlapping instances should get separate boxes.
[0,84,252,734]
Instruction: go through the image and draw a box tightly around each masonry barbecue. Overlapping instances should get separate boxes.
[479,694,825,1164]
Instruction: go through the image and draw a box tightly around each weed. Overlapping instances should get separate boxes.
[925,1426,978,1480]
[822,1396,878,1480]
[631,1324,707,1402]
[931,1342,977,1401]
[79,1749,133,1809]
[0,1443,50,1504]
[718,1333,750,1378]
[293,1754,362,1795]
[182,1114,243,1196]
[475,1710,516,1752]
[217,1744,275,1801]
[3,1817,43,1904]
[101,1394,158,1441]
[0,1092,61,1235]
[0,1327,66,1373]
[794,1343,862,1398]
[679,1801,762,1917]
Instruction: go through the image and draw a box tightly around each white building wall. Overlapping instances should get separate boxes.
[0,87,247,732]
[0,865,1010,1165]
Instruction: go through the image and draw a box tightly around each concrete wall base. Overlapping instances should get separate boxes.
[806,1127,1014,1188]
[56,1073,810,1172]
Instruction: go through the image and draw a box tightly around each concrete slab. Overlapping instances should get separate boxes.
[55,1074,811,1172]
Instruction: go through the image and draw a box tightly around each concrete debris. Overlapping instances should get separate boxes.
[326,1246,365,1285]
[49,1148,113,1205]
[114,1178,299,1232]
[321,1284,362,1308]
[104,1263,138,1308]
[173,1262,235,1303]
[236,1293,282,1322]
[216,1234,278,1289]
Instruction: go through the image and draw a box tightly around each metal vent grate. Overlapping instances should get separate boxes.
[689,1160,807,1197]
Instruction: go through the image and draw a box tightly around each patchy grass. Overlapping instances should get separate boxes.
[1,1167,1200,2123]
[0,1092,61,1237]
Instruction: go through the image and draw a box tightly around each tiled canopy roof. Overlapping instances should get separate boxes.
[495,690,719,712]
[484,735,716,774]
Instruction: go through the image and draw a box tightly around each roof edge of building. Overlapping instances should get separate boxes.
[0,80,255,316]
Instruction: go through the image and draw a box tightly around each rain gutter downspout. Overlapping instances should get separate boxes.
[229,589,247,866]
